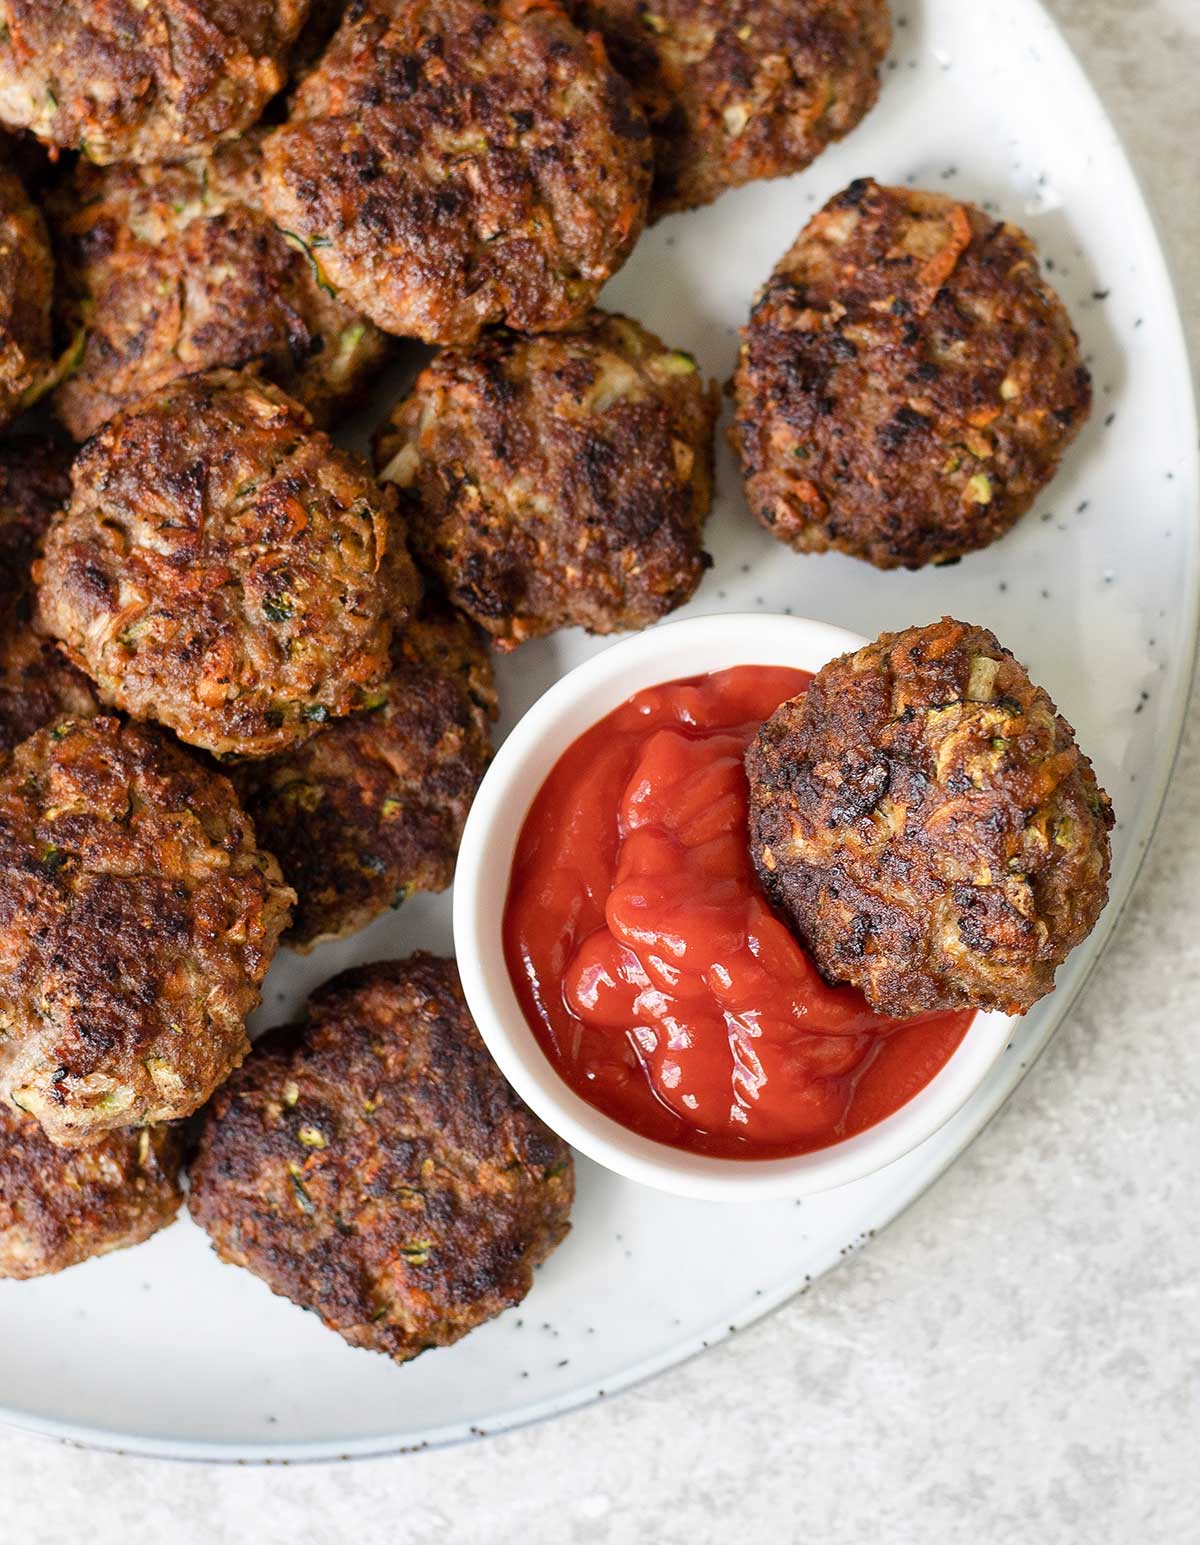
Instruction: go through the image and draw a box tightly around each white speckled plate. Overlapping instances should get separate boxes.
[1,0,1195,1463]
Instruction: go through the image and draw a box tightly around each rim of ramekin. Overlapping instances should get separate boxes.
[452,612,1015,1201]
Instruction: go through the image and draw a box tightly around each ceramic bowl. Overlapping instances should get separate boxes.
[453,611,1017,1200]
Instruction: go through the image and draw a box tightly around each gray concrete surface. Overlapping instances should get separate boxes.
[3,1,1197,1539]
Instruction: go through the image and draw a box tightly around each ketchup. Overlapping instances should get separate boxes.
[503,667,972,1160]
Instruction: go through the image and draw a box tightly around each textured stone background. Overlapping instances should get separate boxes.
[3,2,1197,1539]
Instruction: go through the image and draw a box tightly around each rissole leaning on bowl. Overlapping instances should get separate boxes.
[747,619,1114,1017]
[460,612,1112,1195]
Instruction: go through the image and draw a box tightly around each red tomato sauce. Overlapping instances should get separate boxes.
[503,667,973,1160]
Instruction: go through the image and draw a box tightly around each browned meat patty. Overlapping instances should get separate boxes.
[35,369,419,759]
[234,597,495,949]
[731,179,1092,569]
[0,715,293,1147]
[0,159,51,428]
[49,134,392,442]
[0,437,101,752]
[374,311,717,648]
[261,0,652,344]
[0,0,309,164]
[188,954,574,1363]
[568,0,890,218]
[746,618,1114,1018]
[0,1104,183,1278]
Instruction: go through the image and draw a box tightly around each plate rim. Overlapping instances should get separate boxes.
[1,0,1196,1465]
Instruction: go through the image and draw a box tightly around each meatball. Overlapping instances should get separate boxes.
[0,160,52,429]
[0,0,309,164]
[188,955,574,1363]
[731,179,1092,570]
[234,597,495,949]
[0,437,101,752]
[568,0,890,218]
[49,135,392,443]
[374,312,717,648]
[746,618,1114,1018]
[0,1105,183,1278]
[35,370,419,759]
[260,0,652,345]
[0,715,293,1146]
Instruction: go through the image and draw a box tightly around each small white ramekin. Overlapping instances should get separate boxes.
[453,612,1014,1201]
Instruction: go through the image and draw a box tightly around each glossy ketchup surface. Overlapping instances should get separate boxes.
[503,667,973,1159]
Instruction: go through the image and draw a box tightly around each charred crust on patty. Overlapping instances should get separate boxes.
[34,369,419,759]
[233,595,496,949]
[746,618,1114,1016]
[567,0,890,217]
[261,0,652,344]
[0,715,293,1147]
[187,953,574,1362]
[0,1103,183,1278]
[48,134,392,442]
[374,310,717,648]
[0,0,310,164]
[0,437,101,753]
[731,179,1092,569]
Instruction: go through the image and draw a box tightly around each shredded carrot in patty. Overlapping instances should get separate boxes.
[917,202,973,300]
